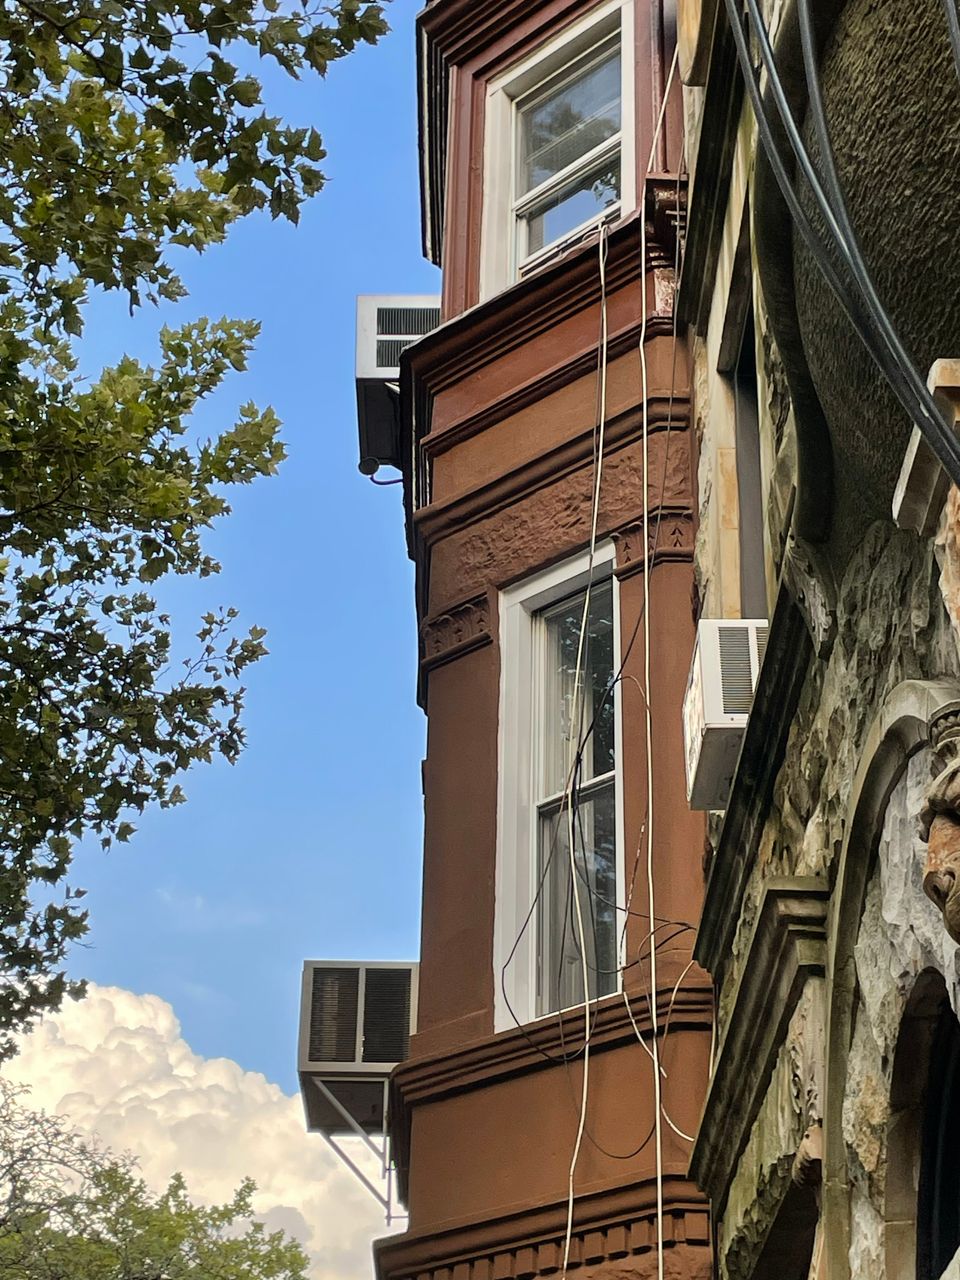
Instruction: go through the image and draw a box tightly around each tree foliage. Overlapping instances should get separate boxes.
[0,0,389,1054]
[0,1080,309,1278]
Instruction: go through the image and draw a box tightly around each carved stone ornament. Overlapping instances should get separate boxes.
[611,511,694,579]
[792,1122,823,1189]
[419,594,492,675]
[919,701,960,942]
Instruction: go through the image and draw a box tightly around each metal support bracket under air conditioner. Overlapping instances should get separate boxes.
[893,360,960,536]
[309,1078,405,1226]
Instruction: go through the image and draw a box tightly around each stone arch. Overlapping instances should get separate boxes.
[822,680,960,1280]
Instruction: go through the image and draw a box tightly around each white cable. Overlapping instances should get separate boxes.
[561,46,681,1276]
[561,224,610,1280]
[638,45,679,1280]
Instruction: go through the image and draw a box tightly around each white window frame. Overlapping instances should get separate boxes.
[495,543,625,1032]
[480,0,636,301]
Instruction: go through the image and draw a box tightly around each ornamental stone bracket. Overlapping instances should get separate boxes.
[919,699,960,942]
[612,510,694,580]
[646,175,688,267]
[689,877,829,1214]
[781,532,837,660]
[420,593,493,678]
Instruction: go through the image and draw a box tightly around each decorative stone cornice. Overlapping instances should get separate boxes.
[402,211,678,407]
[689,878,829,1213]
[419,317,684,465]
[417,406,690,554]
[376,1175,710,1280]
[395,983,711,1114]
[420,594,493,676]
[612,510,695,579]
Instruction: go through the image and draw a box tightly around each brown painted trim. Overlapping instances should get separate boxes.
[612,509,695,577]
[417,409,689,547]
[405,197,681,402]
[393,984,711,1113]
[376,1173,710,1280]
[421,319,684,464]
[420,593,494,676]
[689,877,829,1213]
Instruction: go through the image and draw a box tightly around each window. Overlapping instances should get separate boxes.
[481,1,636,298]
[514,37,622,266]
[496,545,623,1030]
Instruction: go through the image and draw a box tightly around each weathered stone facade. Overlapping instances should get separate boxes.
[679,0,960,1275]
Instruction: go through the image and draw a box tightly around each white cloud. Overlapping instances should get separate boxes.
[4,984,399,1280]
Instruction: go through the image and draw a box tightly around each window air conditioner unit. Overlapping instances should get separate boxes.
[297,960,418,1135]
[682,619,769,810]
[355,295,441,476]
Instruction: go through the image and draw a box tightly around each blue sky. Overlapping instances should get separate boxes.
[64,0,436,1095]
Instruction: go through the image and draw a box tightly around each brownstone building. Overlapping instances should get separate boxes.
[360,2,712,1279]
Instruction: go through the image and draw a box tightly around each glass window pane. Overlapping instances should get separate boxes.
[518,45,621,195]
[522,156,620,257]
[537,782,618,1016]
[540,579,615,798]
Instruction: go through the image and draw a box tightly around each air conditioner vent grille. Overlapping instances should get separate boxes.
[718,625,753,715]
[376,338,411,369]
[376,305,441,337]
[362,968,412,1064]
[309,967,359,1063]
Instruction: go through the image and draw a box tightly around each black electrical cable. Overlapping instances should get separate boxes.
[745,0,960,479]
[727,0,926,435]
[795,0,953,454]
[732,0,960,486]
[943,0,960,84]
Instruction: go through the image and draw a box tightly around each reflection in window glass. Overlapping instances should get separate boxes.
[518,45,621,195]
[536,580,617,1016]
[523,158,621,256]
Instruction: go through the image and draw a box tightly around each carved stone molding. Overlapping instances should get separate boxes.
[420,594,492,676]
[375,1178,711,1280]
[612,510,694,579]
[429,435,692,609]
[690,877,829,1213]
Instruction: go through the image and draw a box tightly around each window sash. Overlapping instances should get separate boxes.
[536,778,618,1016]
[510,34,623,270]
[532,576,617,1017]
[514,35,621,199]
